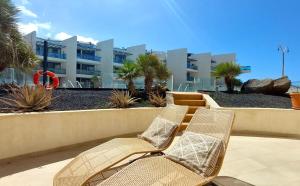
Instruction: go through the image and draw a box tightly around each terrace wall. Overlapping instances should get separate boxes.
[0,108,161,160]
[0,96,300,161]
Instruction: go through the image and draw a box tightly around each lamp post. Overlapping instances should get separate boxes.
[43,40,48,85]
[278,45,289,77]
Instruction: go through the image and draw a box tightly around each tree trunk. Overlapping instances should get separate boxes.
[128,80,136,96]
[225,76,234,93]
[0,64,6,72]
[144,76,153,95]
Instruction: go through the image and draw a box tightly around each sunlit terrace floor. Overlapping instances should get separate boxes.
[1,136,300,186]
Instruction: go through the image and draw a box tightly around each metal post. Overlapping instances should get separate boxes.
[282,52,285,77]
[43,40,48,85]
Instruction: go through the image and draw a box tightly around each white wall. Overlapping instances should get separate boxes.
[167,48,187,89]
[23,31,37,52]
[212,53,236,64]
[62,36,77,83]
[98,39,114,88]
[126,44,146,61]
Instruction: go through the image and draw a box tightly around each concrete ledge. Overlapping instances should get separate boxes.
[0,108,161,160]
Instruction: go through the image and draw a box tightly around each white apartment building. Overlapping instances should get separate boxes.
[23,32,145,88]
[166,48,237,91]
[0,31,247,91]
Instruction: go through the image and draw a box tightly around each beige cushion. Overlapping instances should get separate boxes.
[165,131,223,176]
[138,116,177,149]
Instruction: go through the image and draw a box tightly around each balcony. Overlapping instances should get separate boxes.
[47,68,66,74]
[77,54,101,62]
[186,76,194,82]
[36,51,66,59]
[76,69,101,76]
[113,59,125,64]
[187,63,198,70]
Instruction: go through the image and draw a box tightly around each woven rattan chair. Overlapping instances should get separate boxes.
[96,108,235,186]
[53,104,188,186]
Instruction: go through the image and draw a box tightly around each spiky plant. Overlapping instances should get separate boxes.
[109,90,139,108]
[0,0,38,72]
[137,54,160,95]
[213,62,241,93]
[149,92,166,107]
[0,85,53,112]
[116,61,140,95]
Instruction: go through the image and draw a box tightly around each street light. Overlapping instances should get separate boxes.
[278,45,289,77]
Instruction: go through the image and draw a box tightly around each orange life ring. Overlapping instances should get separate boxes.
[33,70,59,89]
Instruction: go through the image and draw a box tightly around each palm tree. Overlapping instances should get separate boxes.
[136,54,160,94]
[0,0,37,72]
[155,62,171,92]
[117,60,140,94]
[213,62,241,93]
[91,75,101,88]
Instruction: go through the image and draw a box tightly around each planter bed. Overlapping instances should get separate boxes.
[0,89,154,113]
[204,91,291,108]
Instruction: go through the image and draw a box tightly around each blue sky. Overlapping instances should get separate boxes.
[13,0,300,82]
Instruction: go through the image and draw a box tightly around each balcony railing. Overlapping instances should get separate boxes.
[113,59,125,64]
[76,69,101,76]
[187,76,195,82]
[48,68,66,74]
[36,51,66,59]
[187,63,198,70]
[77,54,101,62]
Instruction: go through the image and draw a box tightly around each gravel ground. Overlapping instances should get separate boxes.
[0,89,153,113]
[204,91,292,108]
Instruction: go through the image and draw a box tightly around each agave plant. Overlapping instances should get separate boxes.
[109,90,139,108]
[0,85,54,112]
[149,92,166,107]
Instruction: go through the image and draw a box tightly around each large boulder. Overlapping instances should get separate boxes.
[241,76,291,94]
[272,76,291,94]
[241,79,274,94]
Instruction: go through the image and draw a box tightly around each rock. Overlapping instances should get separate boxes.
[241,79,274,94]
[272,76,291,94]
[241,76,291,95]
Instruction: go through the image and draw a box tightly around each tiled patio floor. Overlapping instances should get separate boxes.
[1,136,300,186]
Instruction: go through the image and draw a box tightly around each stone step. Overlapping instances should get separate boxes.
[173,93,203,100]
[187,106,198,114]
[183,114,193,122]
[174,100,206,106]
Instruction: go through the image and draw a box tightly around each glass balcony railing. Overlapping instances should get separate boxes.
[187,63,198,70]
[77,54,101,62]
[48,68,66,74]
[113,59,125,64]
[76,69,101,76]
[187,76,195,81]
[36,51,66,59]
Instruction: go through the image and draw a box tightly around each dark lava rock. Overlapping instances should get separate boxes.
[273,76,291,95]
[241,79,274,94]
[241,77,291,95]
[205,91,291,109]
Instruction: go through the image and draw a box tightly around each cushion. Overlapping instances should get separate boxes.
[138,116,177,149]
[165,131,223,176]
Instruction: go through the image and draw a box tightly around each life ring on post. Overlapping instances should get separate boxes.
[33,70,59,89]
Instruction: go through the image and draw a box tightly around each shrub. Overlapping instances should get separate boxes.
[0,85,53,112]
[149,92,166,107]
[109,90,139,108]
[213,62,241,93]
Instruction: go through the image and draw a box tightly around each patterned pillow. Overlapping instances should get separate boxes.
[138,116,177,149]
[165,131,223,176]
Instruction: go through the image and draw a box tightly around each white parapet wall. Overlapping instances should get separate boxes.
[0,108,161,160]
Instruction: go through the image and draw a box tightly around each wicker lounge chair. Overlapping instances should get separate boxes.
[53,104,188,186]
[96,108,235,186]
